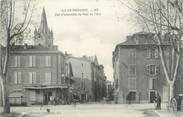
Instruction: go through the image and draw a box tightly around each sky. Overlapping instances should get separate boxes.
[32,0,140,81]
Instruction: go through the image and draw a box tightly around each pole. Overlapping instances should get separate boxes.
[82,72,83,102]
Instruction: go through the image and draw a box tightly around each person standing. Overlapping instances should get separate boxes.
[126,93,131,104]
[153,96,157,109]
[156,93,161,110]
[177,96,182,111]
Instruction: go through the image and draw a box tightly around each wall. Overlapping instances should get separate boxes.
[6,48,66,105]
[67,57,93,100]
[116,45,167,103]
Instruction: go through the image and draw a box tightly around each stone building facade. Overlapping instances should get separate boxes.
[90,57,107,101]
[5,8,70,105]
[106,81,113,101]
[113,32,170,104]
[7,45,67,105]
[66,55,107,102]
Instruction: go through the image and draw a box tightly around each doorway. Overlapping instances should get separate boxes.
[149,91,156,103]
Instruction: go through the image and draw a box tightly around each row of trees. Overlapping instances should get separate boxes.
[119,0,183,100]
[0,0,35,113]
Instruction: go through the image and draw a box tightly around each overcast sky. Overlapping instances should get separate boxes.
[33,0,140,81]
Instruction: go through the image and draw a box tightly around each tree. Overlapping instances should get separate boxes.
[0,0,35,113]
[119,0,183,100]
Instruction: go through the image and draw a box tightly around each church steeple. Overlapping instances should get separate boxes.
[34,7,54,47]
[39,7,49,33]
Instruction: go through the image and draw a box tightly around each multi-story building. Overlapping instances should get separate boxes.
[89,57,107,101]
[66,56,93,102]
[66,55,107,102]
[106,81,113,101]
[113,32,170,104]
[7,45,67,105]
[6,8,70,105]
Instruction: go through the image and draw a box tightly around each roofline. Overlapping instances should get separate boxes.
[117,44,171,47]
[10,51,62,54]
[67,56,92,63]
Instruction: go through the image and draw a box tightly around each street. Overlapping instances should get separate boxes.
[7,103,156,117]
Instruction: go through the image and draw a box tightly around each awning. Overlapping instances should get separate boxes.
[8,92,24,98]
[24,85,69,90]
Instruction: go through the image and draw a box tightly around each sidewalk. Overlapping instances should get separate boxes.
[154,109,183,117]
[3,103,183,117]
[152,103,183,117]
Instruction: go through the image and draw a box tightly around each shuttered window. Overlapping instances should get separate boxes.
[29,72,36,84]
[45,56,51,67]
[45,72,52,85]
[155,48,159,58]
[29,56,36,67]
[146,48,159,59]
[14,56,20,67]
[149,78,156,90]
[14,72,21,84]
[147,65,159,75]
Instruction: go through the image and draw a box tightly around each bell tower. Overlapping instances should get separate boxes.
[34,8,53,47]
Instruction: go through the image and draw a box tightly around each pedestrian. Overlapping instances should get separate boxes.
[126,93,131,104]
[177,96,182,111]
[156,93,161,110]
[153,96,157,109]
[73,98,77,108]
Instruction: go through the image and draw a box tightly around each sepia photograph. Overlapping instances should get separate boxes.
[1,0,183,117]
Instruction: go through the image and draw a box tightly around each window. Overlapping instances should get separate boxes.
[45,56,51,67]
[151,49,155,58]
[45,72,52,84]
[129,64,136,75]
[147,65,159,75]
[29,56,33,67]
[14,72,21,84]
[146,48,151,58]
[155,48,159,58]
[29,72,36,84]
[29,56,36,67]
[146,48,158,59]
[128,78,136,90]
[149,78,156,90]
[129,49,136,58]
[134,38,139,44]
[58,55,61,64]
[115,79,119,89]
[14,72,17,84]
[14,56,20,67]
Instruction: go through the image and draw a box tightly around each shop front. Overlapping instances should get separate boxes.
[24,85,69,106]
